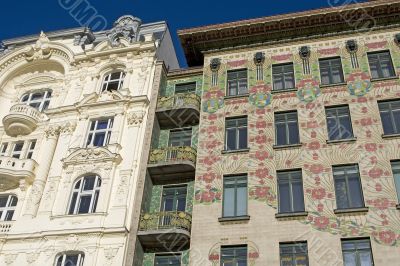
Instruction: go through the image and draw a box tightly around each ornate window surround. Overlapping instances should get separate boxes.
[67,175,101,215]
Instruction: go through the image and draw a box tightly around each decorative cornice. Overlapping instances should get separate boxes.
[127,111,146,126]
[62,147,122,167]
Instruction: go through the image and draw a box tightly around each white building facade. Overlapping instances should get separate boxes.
[0,15,178,266]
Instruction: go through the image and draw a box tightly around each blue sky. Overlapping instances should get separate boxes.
[0,0,366,66]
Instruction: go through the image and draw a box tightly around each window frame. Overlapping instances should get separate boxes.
[272,62,296,91]
[222,175,248,218]
[225,116,248,151]
[0,194,18,221]
[220,245,248,266]
[279,242,309,266]
[325,105,354,141]
[341,238,374,266]
[378,99,400,135]
[0,143,9,157]
[226,69,248,97]
[367,50,396,80]
[55,251,85,266]
[390,160,400,203]
[277,169,305,214]
[274,111,300,146]
[85,118,114,147]
[160,185,188,212]
[101,71,126,92]
[68,175,101,215]
[20,89,52,112]
[333,164,365,210]
[168,128,192,147]
[319,56,345,86]
[174,82,197,94]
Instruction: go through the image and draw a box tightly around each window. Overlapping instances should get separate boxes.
[68,175,101,215]
[169,129,192,147]
[333,165,365,210]
[275,112,300,146]
[227,69,248,96]
[155,254,181,266]
[278,170,305,214]
[101,72,125,92]
[86,118,113,147]
[11,142,24,159]
[223,175,247,218]
[341,239,374,266]
[378,100,400,135]
[390,161,400,203]
[0,195,18,221]
[175,82,196,94]
[272,63,295,91]
[280,242,309,266]
[325,106,354,141]
[319,57,345,85]
[220,245,247,266]
[21,90,52,112]
[26,140,36,159]
[368,51,395,79]
[225,117,248,151]
[161,186,187,212]
[0,143,8,156]
[56,252,85,266]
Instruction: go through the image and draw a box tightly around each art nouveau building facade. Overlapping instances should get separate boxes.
[0,15,178,265]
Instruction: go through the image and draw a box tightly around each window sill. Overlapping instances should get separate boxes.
[275,211,308,219]
[224,94,249,100]
[273,143,302,150]
[50,212,107,220]
[218,215,250,223]
[270,88,297,94]
[326,138,357,144]
[382,133,400,139]
[319,82,347,88]
[221,148,250,155]
[371,76,398,82]
[334,207,368,215]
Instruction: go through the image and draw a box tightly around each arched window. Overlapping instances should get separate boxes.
[21,90,52,112]
[56,252,85,266]
[68,175,101,215]
[0,195,18,221]
[101,72,125,92]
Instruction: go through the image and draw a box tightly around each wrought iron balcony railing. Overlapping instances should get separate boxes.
[157,93,201,111]
[148,146,197,165]
[139,211,192,232]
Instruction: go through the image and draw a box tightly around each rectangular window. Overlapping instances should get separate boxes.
[272,63,295,91]
[319,57,345,85]
[223,175,247,218]
[175,82,196,94]
[11,142,24,159]
[378,100,400,135]
[333,165,365,209]
[390,161,400,203]
[161,186,187,212]
[26,140,36,159]
[227,69,248,96]
[0,143,8,156]
[169,129,192,147]
[225,117,248,151]
[278,170,305,213]
[275,111,300,146]
[325,106,354,141]
[341,239,374,266]
[155,254,181,266]
[368,51,396,79]
[280,242,309,266]
[220,245,247,266]
[86,118,114,147]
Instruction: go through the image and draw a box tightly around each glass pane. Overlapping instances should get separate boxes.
[162,198,174,212]
[279,183,291,213]
[56,256,63,266]
[92,191,99,213]
[392,162,400,201]
[96,120,109,130]
[327,117,339,140]
[226,129,237,150]
[339,116,353,139]
[276,123,287,145]
[393,110,400,134]
[380,111,395,135]
[236,186,247,216]
[68,193,78,214]
[93,133,106,147]
[9,196,18,207]
[0,197,8,207]
[78,195,92,214]
[65,255,79,266]
[359,251,373,266]
[335,179,349,209]
[83,176,96,191]
[238,128,248,149]
[288,122,299,144]
[292,182,305,212]
[223,187,235,217]
[343,252,357,266]
[348,177,364,208]
[4,210,14,221]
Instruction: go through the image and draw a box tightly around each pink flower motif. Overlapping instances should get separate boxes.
[371,198,390,210]
[365,143,377,152]
[311,187,326,200]
[209,254,219,261]
[310,164,324,174]
[307,121,319,128]
[271,53,292,61]
[255,151,269,161]
[254,187,269,198]
[311,131,317,138]
[249,252,259,259]
[360,118,372,126]
[308,141,321,150]
[368,168,383,179]
[314,216,330,229]
[202,173,216,183]
[208,114,218,121]
[255,135,267,144]
[256,121,266,129]
[317,203,324,212]
[255,168,269,179]
[377,230,397,245]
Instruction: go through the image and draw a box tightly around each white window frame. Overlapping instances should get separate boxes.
[11,142,24,159]
[0,195,18,221]
[20,90,52,112]
[55,252,85,266]
[68,175,101,215]
[101,72,126,92]
[0,143,8,156]
[26,140,36,159]
[85,118,114,147]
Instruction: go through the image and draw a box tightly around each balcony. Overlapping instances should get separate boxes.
[0,156,37,191]
[156,93,200,128]
[138,211,191,251]
[3,104,45,136]
[148,146,196,183]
